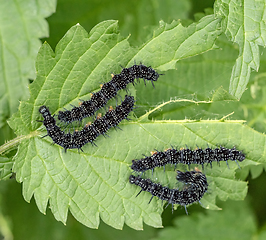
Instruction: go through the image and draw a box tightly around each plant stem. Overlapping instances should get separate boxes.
[0,131,39,155]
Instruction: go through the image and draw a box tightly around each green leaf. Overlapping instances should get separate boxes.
[0,0,56,127]
[215,0,266,99]
[7,20,261,230]
[137,14,222,71]
[0,157,13,180]
[0,193,13,240]
[211,86,238,101]
[153,200,257,240]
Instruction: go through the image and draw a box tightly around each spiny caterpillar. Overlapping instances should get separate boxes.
[39,95,135,151]
[131,146,245,173]
[57,64,162,124]
[129,168,208,214]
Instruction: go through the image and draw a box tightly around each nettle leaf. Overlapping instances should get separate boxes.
[134,34,240,119]
[0,157,13,180]
[215,0,266,99]
[0,0,56,128]
[7,19,263,230]
[140,14,222,71]
[153,200,257,240]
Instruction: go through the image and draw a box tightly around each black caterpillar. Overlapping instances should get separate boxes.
[39,95,135,151]
[57,64,161,124]
[131,146,245,173]
[129,168,208,214]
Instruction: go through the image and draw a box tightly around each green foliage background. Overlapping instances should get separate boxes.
[1,0,266,239]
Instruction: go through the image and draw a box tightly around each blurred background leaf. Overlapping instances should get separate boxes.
[0,0,56,128]
[153,199,257,240]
